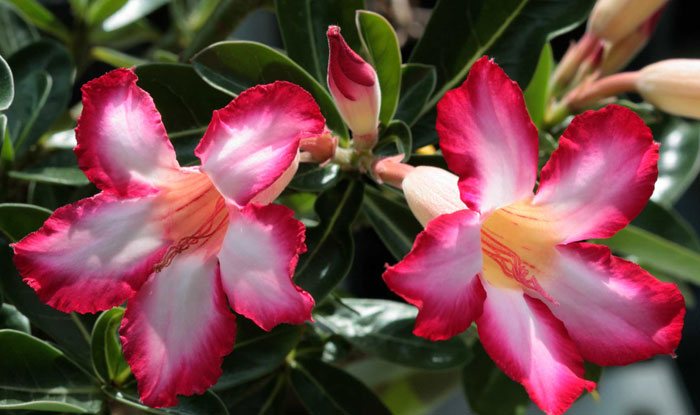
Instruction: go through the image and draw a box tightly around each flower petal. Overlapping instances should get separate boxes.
[436,57,538,214]
[533,105,658,242]
[383,209,485,340]
[218,203,313,331]
[75,68,179,197]
[476,283,595,415]
[12,193,168,313]
[120,253,236,407]
[402,166,465,227]
[539,242,684,366]
[196,81,326,207]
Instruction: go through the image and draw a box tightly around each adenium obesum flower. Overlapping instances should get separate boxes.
[382,57,685,415]
[12,69,326,407]
[327,25,380,150]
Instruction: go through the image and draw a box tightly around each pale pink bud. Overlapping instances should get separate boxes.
[588,0,667,43]
[327,25,381,149]
[402,166,465,227]
[600,9,663,75]
[637,59,700,119]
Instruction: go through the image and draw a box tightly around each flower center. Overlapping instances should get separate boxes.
[480,200,558,300]
[154,169,229,271]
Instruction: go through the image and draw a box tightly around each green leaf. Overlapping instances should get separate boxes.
[317,298,472,370]
[103,385,230,415]
[0,303,29,333]
[90,46,147,68]
[0,245,95,371]
[0,202,51,241]
[9,167,89,186]
[0,0,70,42]
[410,109,438,150]
[220,375,286,414]
[0,3,39,57]
[0,53,12,110]
[5,70,51,154]
[275,0,365,83]
[462,342,529,415]
[409,0,528,109]
[356,10,401,125]
[0,114,6,154]
[135,63,231,164]
[375,120,412,161]
[363,186,421,260]
[213,319,302,391]
[488,0,595,87]
[295,180,364,300]
[395,64,436,126]
[290,163,343,192]
[192,41,349,140]
[0,329,102,413]
[102,0,170,31]
[523,43,553,128]
[91,307,130,384]
[6,40,74,155]
[290,357,391,415]
[85,0,128,27]
[650,117,700,206]
[633,201,700,252]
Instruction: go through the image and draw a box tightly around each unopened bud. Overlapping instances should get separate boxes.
[327,25,380,149]
[600,9,663,75]
[402,166,465,227]
[588,0,667,43]
[637,59,700,119]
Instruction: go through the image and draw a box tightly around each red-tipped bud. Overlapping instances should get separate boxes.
[588,0,667,43]
[600,8,663,75]
[637,59,700,119]
[327,25,380,149]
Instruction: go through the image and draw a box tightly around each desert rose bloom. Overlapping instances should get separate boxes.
[12,69,325,407]
[327,25,381,149]
[383,57,685,415]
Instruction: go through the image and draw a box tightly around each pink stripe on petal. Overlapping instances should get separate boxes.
[534,105,659,243]
[383,209,485,340]
[196,82,325,207]
[477,283,595,415]
[219,203,313,331]
[120,254,236,408]
[541,243,685,366]
[12,193,168,313]
[75,68,179,197]
[436,57,538,214]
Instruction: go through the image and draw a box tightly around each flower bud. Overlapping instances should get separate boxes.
[588,0,667,43]
[327,25,381,149]
[637,59,700,119]
[600,9,662,75]
[402,166,465,227]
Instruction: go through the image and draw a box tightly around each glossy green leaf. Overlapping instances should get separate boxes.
[395,64,436,126]
[0,329,102,413]
[0,0,70,42]
[275,0,365,83]
[0,303,29,333]
[317,298,472,370]
[650,117,700,206]
[375,120,412,161]
[488,0,595,87]
[102,0,169,31]
[91,307,130,384]
[193,41,348,140]
[523,43,553,128]
[290,357,391,415]
[290,163,343,192]
[410,108,438,150]
[6,70,51,154]
[356,10,401,125]
[213,319,302,391]
[633,201,700,252]
[91,46,146,68]
[0,3,39,57]
[220,375,286,414]
[9,167,89,186]
[295,180,364,300]
[409,0,528,110]
[85,0,128,26]
[0,245,94,371]
[0,202,50,241]
[363,186,421,260]
[0,53,12,110]
[6,40,74,154]
[103,385,230,415]
[462,342,529,415]
[0,114,6,153]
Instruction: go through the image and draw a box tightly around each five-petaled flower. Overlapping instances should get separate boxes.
[11,69,326,407]
[383,57,685,415]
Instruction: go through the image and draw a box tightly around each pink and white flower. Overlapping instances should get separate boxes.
[12,69,326,407]
[383,57,685,415]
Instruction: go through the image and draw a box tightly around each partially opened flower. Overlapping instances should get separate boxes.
[383,57,685,415]
[12,69,326,407]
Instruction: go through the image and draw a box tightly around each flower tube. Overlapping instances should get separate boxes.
[636,59,700,119]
